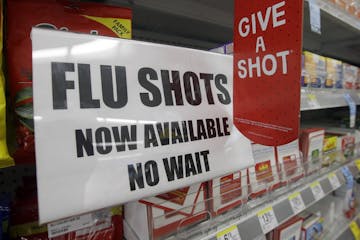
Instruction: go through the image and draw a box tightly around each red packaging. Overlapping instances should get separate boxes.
[9,177,123,240]
[6,0,132,163]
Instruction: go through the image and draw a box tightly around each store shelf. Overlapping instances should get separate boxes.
[305,0,360,32]
[300,88,360,111]
[156,159,354,240]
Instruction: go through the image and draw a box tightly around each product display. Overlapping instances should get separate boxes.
[304,51,327,88]
[0,0,13,168]
[9,177,123,240]
[0,1,360,240]
[208,170,247,215]
[326,57,343,89]
[343,63,358,89]
[276,139,303,182]
[272,216,303,240]
[248,144,280,198]
[300,214,323,240]
[6,0,132,164]
[300,128,325,174]
[124,183,208,240]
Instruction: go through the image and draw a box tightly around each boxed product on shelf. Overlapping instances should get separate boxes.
[208,170,247,216]
[300,128,325,174]
[301,54,310,87]
[325,127,357,158]
[6,0,132,164]
[322,134,338,166]
[124,183,208,240]
[9,177,124,240]
[0,0,13,168]
[275,139,303,183]
[248,144,280,198]
[343,63,358,89]
[304,51,327,88]
[300,214,323,240]
[326,57,343,89]
[272,216,303,240]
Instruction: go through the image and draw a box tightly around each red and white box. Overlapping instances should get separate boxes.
[248,144,280,198]
[208,170,247,216]
[300,128,325,175]
[124,183,208,240]
[276,139,303,183]
[273,216,303,240]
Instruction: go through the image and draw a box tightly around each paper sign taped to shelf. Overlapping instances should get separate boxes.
[233,0,303,146]
[31,28,255,223]
[310,181,325,200]
[216,225,241,240]
[328,172,341,189]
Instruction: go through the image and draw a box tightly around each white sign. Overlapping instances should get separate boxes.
[310,181,325,200]
[31,28,254,223]
[257,206,278,234]
[288,192,305,214]
[328,172,341,189]
[217,225,241,240]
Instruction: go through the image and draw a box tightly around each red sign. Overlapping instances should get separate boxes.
[233,0,303,146]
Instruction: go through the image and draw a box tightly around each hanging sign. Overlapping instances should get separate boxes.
[233,0,303,146]
[31,28,254,223]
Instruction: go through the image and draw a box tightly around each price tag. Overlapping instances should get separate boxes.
[310,181,325,200]
[257,206,278,234]
[328,172,341,189]
[349,221,360,240]
[309,0,321,34]
[288,192,305,214]
[216,225,241,240]
[344,93,356,128]
[355,159,360,171]
[307,93,320,108]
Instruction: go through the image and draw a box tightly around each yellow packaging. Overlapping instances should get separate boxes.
[326,58,343,89]
[304,51,327,88]
[0,0,14,167]
[322,135,338,166]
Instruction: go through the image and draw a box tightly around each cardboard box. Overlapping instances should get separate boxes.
[304,51,327,88]
[300,128,325,174]
[208,170,247,215]
[343,63,358,89]
[273,216,303,240]
[326,58,343,89]
[248,144,280,198]
[325,128,356,158]
[301,215,323,240]
[322,135,338,166]
[276,139,303,182]
[124,183,208,240]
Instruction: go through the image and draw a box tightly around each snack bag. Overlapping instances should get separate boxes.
[6,0,132,163]
[0,0,14,168]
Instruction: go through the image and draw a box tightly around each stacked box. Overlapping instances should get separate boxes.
[343,63,358,89]
[304,51,327,88]
[322,135,338,166]
[326,57,343,89]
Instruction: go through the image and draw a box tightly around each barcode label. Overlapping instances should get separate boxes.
[310,181,324,200]
[288,192,305,214]
[216,225,241,240]
[257,206,278,234]
[328,172,341,189]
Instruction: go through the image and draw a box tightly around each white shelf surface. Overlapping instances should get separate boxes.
[300,88,360,111]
